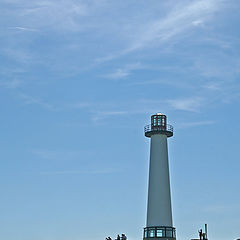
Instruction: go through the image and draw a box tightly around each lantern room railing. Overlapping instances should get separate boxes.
[144,124,173,138]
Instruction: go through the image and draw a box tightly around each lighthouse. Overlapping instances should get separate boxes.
[143,113,176,240]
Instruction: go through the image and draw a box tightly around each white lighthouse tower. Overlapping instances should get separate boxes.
[143,113,176,240]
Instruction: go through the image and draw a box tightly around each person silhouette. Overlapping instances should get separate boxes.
[116,235,120,240]
[121,234,127,240]
[199,229,203,240]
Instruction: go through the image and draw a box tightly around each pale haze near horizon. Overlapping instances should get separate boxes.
[0,1,240,240]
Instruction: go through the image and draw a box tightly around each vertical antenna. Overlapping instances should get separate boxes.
[205,224,208,239]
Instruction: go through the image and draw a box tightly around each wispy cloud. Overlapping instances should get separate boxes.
[91,111,128,122]
[127,0,222,52]
[19,93,54,110]
[3,0,91,32]
[177,120,215,129]
[192,19,204,26]
[193,54,240,79]
[67,102,93,109]
[32,149,86,160]
[97,0,224,63]
[66,97,207,123]
[167,97,204,112]
[40,168,118,176]
[0,79,23,89]
[105,69,130,80]
[104,63,143,80]
[8,26,39,32]
[2,48,31,63]
[0,0,234,118]
[129,79,169,86]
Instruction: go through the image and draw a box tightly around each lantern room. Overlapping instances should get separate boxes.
[144,113,173,138]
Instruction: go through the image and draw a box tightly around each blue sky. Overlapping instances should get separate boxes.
[0,0,240,240]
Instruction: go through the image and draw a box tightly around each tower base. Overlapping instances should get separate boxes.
[143,226,176,240]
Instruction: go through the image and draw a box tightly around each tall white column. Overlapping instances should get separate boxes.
[146,134,173,227]
[143,113,175,240]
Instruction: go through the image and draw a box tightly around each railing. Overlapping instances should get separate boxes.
[144,124,173,134]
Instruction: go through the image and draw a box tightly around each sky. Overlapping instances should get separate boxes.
[0,0,240,240]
